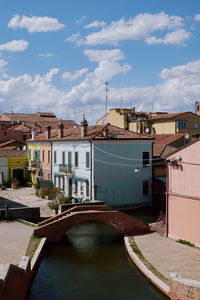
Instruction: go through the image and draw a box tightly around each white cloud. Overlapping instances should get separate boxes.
[79,12,189,46]
[8,14,65,33]
[62,68,88,81]
[1,57,200,124]
[65,32,81,43]
[84,49,125,62]
[38,53,54,57]
[85,20,106,29]
[0,59,7,71]
[194,14,200,21]
[0,40,28,52]
[76,16,87,25]
[145,29,190,46]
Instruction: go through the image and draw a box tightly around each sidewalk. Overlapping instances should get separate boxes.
[134,227,200,282]
[0,221,33,265]
[0,187,53,218]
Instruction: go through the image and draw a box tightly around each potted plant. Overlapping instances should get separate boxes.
[47,200,59,214]
[11,178,17,189]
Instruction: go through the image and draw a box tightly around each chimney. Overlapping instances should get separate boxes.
[81,115,88,137]
[46,126,51,139]
[58,121,64,139]
[31,129,36,140]
[104,127,109,138]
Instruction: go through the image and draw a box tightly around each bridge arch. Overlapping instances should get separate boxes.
[34,205,150,242]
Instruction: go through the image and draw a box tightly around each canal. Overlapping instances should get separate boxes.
[27,221,167,300]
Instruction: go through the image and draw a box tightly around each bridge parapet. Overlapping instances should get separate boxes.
[35,206,150,242]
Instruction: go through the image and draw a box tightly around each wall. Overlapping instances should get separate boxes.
[0,157,8,183]
[0,207,40,222]
[27,143,41,183]
[40,143,51,180]
[168,140,200,246]
[153,121,175,134]
[175,113,200,135]
[7,155,28,183]
[96,109,128,129]
[93,140,153,206]
[52,141,91,200]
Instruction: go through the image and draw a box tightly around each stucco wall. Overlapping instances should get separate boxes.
[0,157,8,183]
[153,121,175,134]
[93,140,153,206]
[168,140,200,246]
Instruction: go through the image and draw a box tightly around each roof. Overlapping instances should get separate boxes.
[0,149,27,157]
[0,112,78,132]
[166,138,200,158]
[27,124,154,142]
[149,111,198,121]
[153,134,185,145]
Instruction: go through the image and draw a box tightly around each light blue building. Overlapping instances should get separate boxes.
[33,117,154,207]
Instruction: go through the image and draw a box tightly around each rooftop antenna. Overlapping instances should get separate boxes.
[10,106,14,114]
[74,107,76,123]
[120,97,123,109]
[105,82,109,115]
[152,103,154,112]
[91,104,93,126]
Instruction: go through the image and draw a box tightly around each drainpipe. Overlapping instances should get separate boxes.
[50,141,53,184]
[89,140,93,202]
[166,162,169,237]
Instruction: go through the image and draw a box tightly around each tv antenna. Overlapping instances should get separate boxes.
[105,82,109,115]
[120,97,123,109]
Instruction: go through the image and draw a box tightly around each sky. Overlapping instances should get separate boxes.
[0,0,200,124]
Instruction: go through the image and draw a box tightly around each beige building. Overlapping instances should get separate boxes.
[97,108,200,139]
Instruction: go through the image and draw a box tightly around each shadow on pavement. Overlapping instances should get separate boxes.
[0,196,28,209]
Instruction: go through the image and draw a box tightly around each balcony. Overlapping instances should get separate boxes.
[28,160,40,171]
[59,164,74,176]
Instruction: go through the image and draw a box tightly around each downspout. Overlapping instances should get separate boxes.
[166,162,169,237]
[50,141,53,184]
[89,140,93,202]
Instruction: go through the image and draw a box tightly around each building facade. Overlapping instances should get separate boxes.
[30,119,154,206]
[167,140,200,246]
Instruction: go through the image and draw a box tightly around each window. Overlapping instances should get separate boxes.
[86,152,90,168]
[3,131,7,136]
[28,149,31,160]
[143,181,149,195]
[143,152,149,167]
[86,180,89,197]
[42,150,45,162]
[75,180,78,194]
[48,150,50,163]
[195,122,199,129]
[75,151,78,167]
[54,151,57,164]
[62,151,65,164]
[68,151,72,172]
[176,121,187,129]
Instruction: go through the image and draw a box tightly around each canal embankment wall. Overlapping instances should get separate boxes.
[0,237,46,300]
[124,236,200,300]
[0,207,40,222]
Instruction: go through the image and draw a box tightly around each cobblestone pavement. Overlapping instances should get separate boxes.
[0,221,33,265]
[134,228,200,282]
[0,187,53,218]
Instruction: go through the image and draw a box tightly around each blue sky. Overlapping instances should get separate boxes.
[0,0,200,124]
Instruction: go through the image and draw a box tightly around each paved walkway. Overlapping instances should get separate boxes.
[134,229,200,282]
[0,221,33,265]
[0,187,53,218]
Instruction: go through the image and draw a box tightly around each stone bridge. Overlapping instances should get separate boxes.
[34,205,150,241]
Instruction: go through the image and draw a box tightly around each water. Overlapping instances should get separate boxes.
[27,222,166,300]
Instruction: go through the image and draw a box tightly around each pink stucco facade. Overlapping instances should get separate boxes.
[167,140,200,246]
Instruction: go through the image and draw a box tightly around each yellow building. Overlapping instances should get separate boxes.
[27,143,41,184]
[0,149,28,184]
[96,108,131,129]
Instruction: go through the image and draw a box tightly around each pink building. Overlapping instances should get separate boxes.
[167,140,200,246]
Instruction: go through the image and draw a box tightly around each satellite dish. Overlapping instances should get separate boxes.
[145,128,149,133]
[184,133,189,139]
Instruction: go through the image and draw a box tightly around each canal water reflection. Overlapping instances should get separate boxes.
[27,222,166,300]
